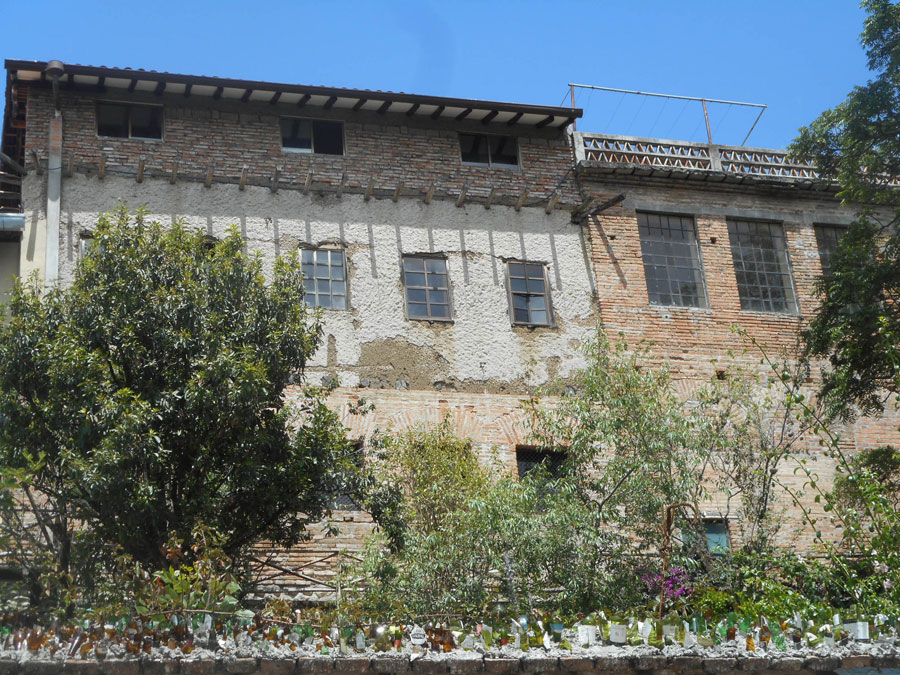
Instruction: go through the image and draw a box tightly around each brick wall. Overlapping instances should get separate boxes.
[24,87,582,208]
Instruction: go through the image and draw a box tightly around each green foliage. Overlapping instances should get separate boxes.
[791,0,900,417]
[0,206,351,603]
[526,328,710,543]
[833,445,900,512]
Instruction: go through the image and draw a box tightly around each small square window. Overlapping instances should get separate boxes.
[727,219,796,314]
[507,261,553,326]
[301,247,348,310]
[814,224,846,278]
[637,212,706,308]
[459,133,518,168]
[281,118,344,155]
[516,446,564,479]
[402,255,451,320]
[96,102,162,140]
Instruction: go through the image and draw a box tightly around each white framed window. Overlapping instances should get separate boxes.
[506,261,553,326]
[459,133,519,168]
[301,247,348,310]
[96,102,163,140]
[281,118,344,155]
[402,255,451,320]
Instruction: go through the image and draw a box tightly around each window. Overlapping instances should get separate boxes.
[96,102,162,140]
[402,256,451,320]
[329,441,364,511]
[281,118,344,155]
[78,232,96,259]
[516,446,565,479]
[703,520,730,554]
[727,219,797,313]
[459,133,518,167]
[301,248,347,310]
[507,261,552,326]
[814,224,846,278]
[637,212,706,308]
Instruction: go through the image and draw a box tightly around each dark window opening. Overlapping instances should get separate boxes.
[301,247,347,310]
[637,212,706,308]
[329,440,364,511]
[403,256,450,320]
[507,261,552,326]
[727,219,796,314]
[97,102,162,140]
[516,446,565,479]
[281,118,344,155]
[814,224,846,278]
[459,133,518,167]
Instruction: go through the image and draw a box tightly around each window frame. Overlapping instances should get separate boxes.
[726,218,798,315]
[458,132,520,169]
[401,254,453,322]
[636,210,709,309]
[95,101,164,141]
[813,223,848,279]
[300,245,350,311]
[506,260,555,327]
[280,117,345,156]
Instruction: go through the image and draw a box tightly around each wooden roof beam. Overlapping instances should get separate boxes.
[240,88,253,103]
[154,81,166,96]
[456,108,473,121]
[377,100,392,115]
[297,93,311,108]
[353,98,368,111]
[481,110,499,125]
[269,91,281,105]
[506,112,523,126]
[324,96,338,110]
[430,105,445,120]
[406,103,420,117]
[535,115,554,129]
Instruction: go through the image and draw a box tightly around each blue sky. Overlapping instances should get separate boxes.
[4,1,871,149]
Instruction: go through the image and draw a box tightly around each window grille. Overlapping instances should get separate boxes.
[727,219,796,313]
[637,212,706,308]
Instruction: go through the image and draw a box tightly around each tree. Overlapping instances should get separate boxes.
[791,0,900,418]
[0,206,351,593]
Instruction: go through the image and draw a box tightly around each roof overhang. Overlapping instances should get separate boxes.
[6,60,582,130]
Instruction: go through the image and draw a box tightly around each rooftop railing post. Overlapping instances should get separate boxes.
[709,144,722,172]
[573,132,586,163]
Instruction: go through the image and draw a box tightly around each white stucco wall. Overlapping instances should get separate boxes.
[50,174,598,391]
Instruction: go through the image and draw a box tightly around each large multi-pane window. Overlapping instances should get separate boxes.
[301,248,347,309]
[814,224,846,278]
[727,219,797,313]
[507,261,552,326]
[637,212,706,308]
[402,256,451,320]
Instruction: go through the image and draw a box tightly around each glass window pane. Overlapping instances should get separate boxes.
[331,265,344,280]
[425,258,446,274]
[460,133,490,164]
[514,308,529,322]
[510,277,527,293]
[407,288,427,303]
[403,257,425,272]
[317,279,330,294]
[332,295,347,310]
[525,264,544,279]
[316,265,330,278]
[529,295,546,311]
[429,289,447,304]
[303,279,315,293]
[508,262,525,278]
[408,303,428,317]
[430,304,449,318]
[531,310,548,325]
[332,281,345,295]
[405,271,426,287]
[312,120,344,155]
[527,277,545,294]
[301,249,314,264]
[316,250,329,264]
[427,274,447,290]
[318,294,331,309]
[130,105,162,139]
[331,251,344,267]
[513,294,528,309]
[302,263,314,279]
[281,118,312,150]
[97,103,129,138]
[490,135,518,166]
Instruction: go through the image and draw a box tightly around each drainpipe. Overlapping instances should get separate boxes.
[43,60,64,285]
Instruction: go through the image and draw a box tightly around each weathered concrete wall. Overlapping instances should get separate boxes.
[52,173,597,392]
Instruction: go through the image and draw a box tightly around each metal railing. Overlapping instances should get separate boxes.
[575,133,819,180]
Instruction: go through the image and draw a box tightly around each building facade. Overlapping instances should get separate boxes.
[3,60,899,599]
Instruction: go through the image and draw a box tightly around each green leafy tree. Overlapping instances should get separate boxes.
[0,206,351,595]
[791,0,900,417]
